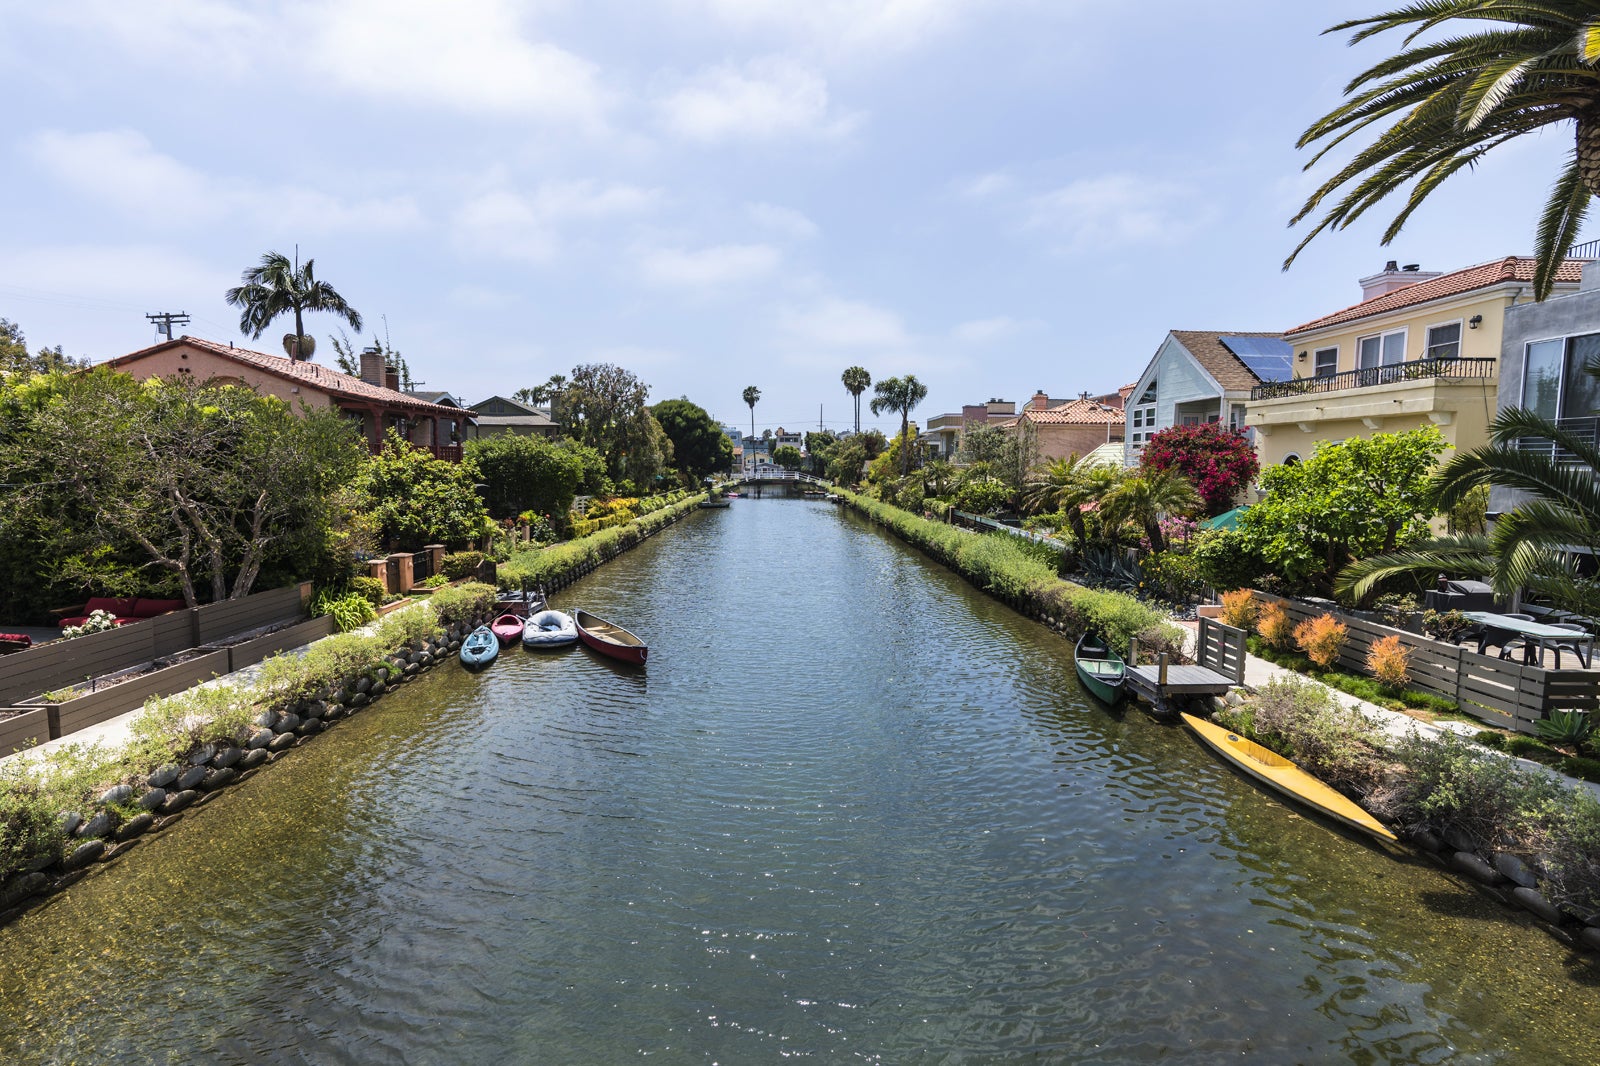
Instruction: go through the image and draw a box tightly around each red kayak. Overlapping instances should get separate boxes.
[574,609,648,666]
[490,612,525,646]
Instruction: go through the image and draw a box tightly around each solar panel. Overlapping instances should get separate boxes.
[1220,335,1293,382]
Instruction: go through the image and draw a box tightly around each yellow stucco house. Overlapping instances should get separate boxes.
[1246,257,1585,468]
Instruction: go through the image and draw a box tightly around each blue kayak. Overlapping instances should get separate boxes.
[459,625,500,670]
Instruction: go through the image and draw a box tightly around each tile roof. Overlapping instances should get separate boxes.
[1286,256,1585,335]
[1005,397,1125,426]
[107,337,471,419]
[1168,330,1285,392]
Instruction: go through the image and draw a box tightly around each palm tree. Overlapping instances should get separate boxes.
[1288,2,1600,298]
[1024,455,1124,546]
[869,375,928,476]
[1101,467,1201,553]
[841,366,871,434]
[742,385,760,475]
[224,250,363,360]
[1338,361,1600,614]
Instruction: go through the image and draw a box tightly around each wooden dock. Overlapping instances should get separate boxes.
[1126,617,1246,718]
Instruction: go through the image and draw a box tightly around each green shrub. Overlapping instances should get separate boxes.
[349,576,387,606]
[1189,528,1262,591]
[1247,676,1385,790]
[441,551,485,580]
[428,581,497,630]
[310,589,376,633]
[1378,731,1567,851]
[131,682,259,751]
[0,769,64,880]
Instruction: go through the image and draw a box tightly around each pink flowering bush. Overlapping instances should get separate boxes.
[1139,423,1258,516]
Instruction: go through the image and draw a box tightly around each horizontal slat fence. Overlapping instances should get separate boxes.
[1250,592,1599,733]
[1197,617,1247,684]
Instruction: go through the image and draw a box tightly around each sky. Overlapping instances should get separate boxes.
[0,1,1581,438]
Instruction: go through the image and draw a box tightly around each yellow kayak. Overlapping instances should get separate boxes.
[1180,713,1398,844]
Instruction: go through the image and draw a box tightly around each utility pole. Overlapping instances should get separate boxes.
[145,311,190,339]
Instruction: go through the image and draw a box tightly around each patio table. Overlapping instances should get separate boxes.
[1462,611,1594,668]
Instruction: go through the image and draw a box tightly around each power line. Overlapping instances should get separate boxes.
[145,311,190,339]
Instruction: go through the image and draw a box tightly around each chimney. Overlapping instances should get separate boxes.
[1032,390,1049,411]
[384,364,400,392]
[1359,260,1442,301]
[359,346,384,386]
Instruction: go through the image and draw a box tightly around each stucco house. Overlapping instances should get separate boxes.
[103,336,472,460]
[1247,257,1585,470]
[467,395,561,439]
[1122,331,1291,467]
[1001,394,1125,463]
[922,398,1018,460]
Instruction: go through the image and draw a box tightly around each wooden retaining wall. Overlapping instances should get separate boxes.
[0,585,310,706]
[0,708,50,755]
[19,650,232,740]
[1251,593,1599,733]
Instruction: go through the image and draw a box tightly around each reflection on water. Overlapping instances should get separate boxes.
[2,499,1599,1064]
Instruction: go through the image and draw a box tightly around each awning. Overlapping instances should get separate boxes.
[1200,505,1248,532]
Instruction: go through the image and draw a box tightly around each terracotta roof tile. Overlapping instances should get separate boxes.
[1004,397,1125,426]
[1168,330,1285,391]
[107,337,471,419]
[1286,256,1585,335]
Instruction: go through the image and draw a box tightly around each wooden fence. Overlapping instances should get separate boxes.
[1197,617,1247,684]
[1251,593,1599,733]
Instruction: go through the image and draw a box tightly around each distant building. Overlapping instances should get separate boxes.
[1002,396,1125,463]
[467,395,561,439]
[922,398,1017,459]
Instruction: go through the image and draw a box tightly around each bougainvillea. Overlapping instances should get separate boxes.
[1139,423,1258,516]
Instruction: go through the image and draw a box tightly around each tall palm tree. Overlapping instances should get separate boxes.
[1338,360,1600,614]
[1101,467,1201,554]
[742,385,760,474]
[841,366,871,434]
[225,250,363,360]
[1288,2,1600,298]
[869,375,928,476]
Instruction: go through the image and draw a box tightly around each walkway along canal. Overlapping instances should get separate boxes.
[2,498,1599,1062]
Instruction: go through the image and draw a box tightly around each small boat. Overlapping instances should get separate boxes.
[699,496,732,508]
[490,612,526,646]
[1074,631,1126,706]
[459,625,499,670]
[574,609,648,666]
[1179,712,1398,844]
[523,609,579,649]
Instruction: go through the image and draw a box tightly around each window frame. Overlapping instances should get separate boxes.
[1424,319,1463,361]
[1356,327,1407,369]
[1312,346,1338,378]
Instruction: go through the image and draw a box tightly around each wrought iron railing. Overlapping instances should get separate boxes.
[1250,356,1497,400]
[1516,416,1599,463]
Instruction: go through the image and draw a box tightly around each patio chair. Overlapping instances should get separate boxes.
[1547,623,1592,670]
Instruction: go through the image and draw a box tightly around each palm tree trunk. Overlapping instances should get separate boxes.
[853,392,860,434]
[293,305,306,360]
[1579,109,1600,197]
[900,411,910,475]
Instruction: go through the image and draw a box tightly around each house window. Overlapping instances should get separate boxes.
[1181,414,1201,426]
[1138,379,1157,404]
[1228,403,1246,430]
[1522,333,1600,420]
[1426,322,1462,360]
[1313,347,1338,377]
[1129,403,1157,448]
[1357,328,1406,369]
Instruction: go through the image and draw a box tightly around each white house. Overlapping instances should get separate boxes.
[1121,330,1291,466]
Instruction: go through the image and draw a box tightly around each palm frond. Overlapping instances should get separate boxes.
[1534,154,1592,298]
[1333,533,1494,601]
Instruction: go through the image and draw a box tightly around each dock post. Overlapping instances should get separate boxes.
[1158,653,1169,686]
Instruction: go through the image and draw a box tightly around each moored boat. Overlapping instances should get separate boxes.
[1179,712,1398,844]
[1074,631,1126,706]
[459,625,500,670]
[574,609,648,666]
[523,609,579,649]
[490,612,526,646]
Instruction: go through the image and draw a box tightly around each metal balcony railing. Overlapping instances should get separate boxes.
[1516,416,1599,463]
[1250,356,1497,401]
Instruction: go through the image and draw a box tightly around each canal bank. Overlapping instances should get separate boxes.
[3,497,1600,1062]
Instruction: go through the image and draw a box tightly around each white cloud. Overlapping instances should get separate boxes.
[636,243,780,289]
[658,57,855,142]
[957,171,1016,200]
[780,297,911,349]
[1026,173,1208,250]
[688,0,982,56]
[452,180,662,262]
[952,316,1021,343]
[25,129,422,233]
[746,202,819,239]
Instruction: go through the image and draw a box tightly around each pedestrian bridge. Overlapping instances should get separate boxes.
[734,470,831,488]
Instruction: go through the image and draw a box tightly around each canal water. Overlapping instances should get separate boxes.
[3,499,1599,1063]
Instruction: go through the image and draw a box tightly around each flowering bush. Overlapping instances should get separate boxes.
[1366,634,1411,689]
[1219,589,1258,630]
[61,610,118,639]
[1139,423,1259,516]
[1257,600,1296,649]
[1295,612,1348,668]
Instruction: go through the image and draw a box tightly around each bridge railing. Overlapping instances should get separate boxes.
[737,470,829,485]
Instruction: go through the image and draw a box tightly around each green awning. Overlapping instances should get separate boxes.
[1200,505,1248,532]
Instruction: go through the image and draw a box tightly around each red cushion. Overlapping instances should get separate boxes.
[83,596,137,617]
[132,598,185,617]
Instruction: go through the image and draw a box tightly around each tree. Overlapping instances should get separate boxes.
[742,385,761,466]
[0,369,365,606]
[870,374,928,476]
[465,435,600,520]
[772,444,804,470]
[1243,426,1447,595]
[1023,455,1123,545]
[842,366,871,434]
[554,364,666,489]
[330,329,412,389]
[0,318,85,378]
[224,250,363,360]
[1101,467,1201,553]
[516,374,567,408]
[1288,2,1600,299]
[1338,360,1600,614]
[804,429,837,475]
[653,397,734,480]
[1139,423,1259,516]
[354,430,488,547]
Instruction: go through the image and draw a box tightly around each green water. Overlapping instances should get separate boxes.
[2,499,1599,1064]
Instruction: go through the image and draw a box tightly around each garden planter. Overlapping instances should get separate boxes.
[15,650,230,740]
[0,707,50,754]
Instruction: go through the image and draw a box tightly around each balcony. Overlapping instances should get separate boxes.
[1250,356,1497,401]
[1515,416,1598,463]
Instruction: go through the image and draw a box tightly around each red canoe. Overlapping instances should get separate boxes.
[574,609,648,666]
[490,612,526,646]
